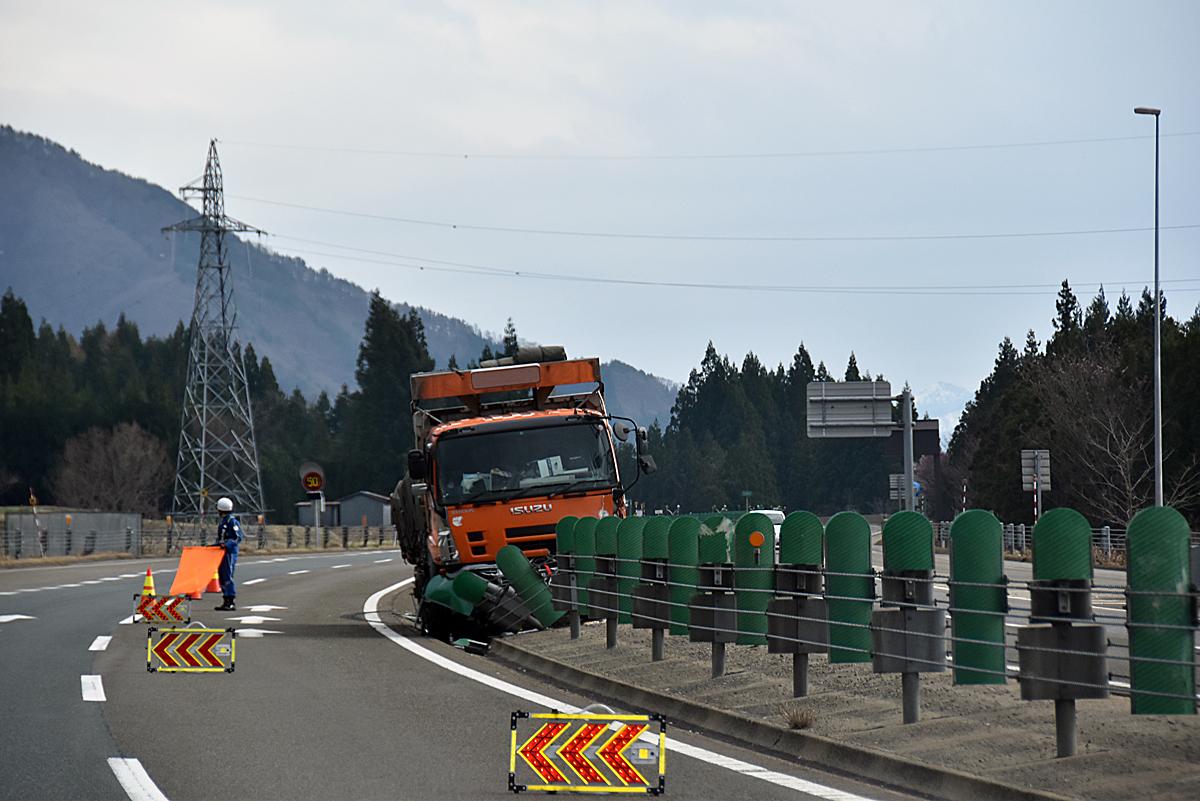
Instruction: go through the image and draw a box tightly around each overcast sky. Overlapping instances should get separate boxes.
[3,1,1197,400]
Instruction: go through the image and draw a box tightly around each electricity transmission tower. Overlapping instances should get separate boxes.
[164,140,266,526]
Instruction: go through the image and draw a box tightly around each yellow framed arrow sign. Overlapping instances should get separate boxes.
[509,711,666,795]
[146,626,235,673]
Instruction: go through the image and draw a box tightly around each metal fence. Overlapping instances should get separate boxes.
[1,525,399,560]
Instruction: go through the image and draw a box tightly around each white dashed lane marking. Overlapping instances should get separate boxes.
[81,674,106,702]
[108,757,170,801]
[287,570,310,575]
[0,614,36,623]
[243,578,267,585]
[331,564,351,569]
[374,558,392,564]
[89,636,112,651]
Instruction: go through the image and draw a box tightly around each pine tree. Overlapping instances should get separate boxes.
[844,352,861,382]
[502,318,519,357]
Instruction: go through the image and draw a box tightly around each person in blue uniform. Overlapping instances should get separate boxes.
[213,497,244,611]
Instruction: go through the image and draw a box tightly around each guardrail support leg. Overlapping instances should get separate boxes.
[712,642,725,677]
[652,628,664,662]
[1055,699,1076,757]
[902,672,920,724]
[568,573,580,640]
[606,616,618,649]
[793,653,809,697]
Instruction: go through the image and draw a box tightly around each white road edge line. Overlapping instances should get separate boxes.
[81,674,106,702]
[108,757,170,801]
[364,579,879,801]
[89,636,112,652]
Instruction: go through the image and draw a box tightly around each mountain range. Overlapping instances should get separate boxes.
[0,126,677,427]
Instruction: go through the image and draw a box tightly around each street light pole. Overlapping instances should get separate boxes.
[1134,106,1163,506]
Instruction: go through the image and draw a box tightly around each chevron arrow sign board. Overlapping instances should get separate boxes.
[147,627,235,673]
[134,595,191,623]
[508,711,665,794]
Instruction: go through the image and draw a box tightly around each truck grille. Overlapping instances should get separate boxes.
[505,523,557,555]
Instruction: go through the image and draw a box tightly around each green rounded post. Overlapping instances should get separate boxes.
[698,526,728,565]
[1127,506,1196,715]
[949,510,1007,684]
[779,511,823,567]
[824,511,873,663]
[667,517,701,635]
[451,569,489,608]
[882,510,933,573]
[1031,508,1092,581]
[555,515,579,556]
[733,512,776,645]
[573,516,597,610]
[497,544,563,628]
[594,517,619,558]
[616,517,646,623]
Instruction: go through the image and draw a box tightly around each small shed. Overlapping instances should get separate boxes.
[294,499,341,527]
[337,491,392,528]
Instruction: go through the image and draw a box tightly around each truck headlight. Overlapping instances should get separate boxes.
[437,528,459,563]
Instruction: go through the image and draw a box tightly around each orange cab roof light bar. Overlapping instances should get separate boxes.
[411,358,602,402]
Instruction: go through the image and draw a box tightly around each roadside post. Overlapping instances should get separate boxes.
[666,517,701,636]
[1016,507,1108,756]
[632,516,672,661]
[824,511,874,663]
[573,517,597,614]
[767,511,828,697]
[1126,505,1196,715]
[299,461,326,530]
[1021,449,1051,523]
[690,528,736,677]
[733,512,776,645]
[549,516,580,639]
[589,517,621,649]
[950,510,1008,684]
[616,517,646,624]
[872,511,945,723]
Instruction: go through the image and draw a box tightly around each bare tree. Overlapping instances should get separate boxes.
[1037,356,1200,525]
[53,423,171,515]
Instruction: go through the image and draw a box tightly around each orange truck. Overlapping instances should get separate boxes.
[390,346,655,638]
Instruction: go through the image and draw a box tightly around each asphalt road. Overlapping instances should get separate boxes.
[3,551,923,801]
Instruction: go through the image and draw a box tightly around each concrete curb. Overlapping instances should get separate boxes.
[491,638,1078,801]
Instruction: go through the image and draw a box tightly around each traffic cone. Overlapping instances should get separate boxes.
[206,571,221,594]
[142,567,156,597]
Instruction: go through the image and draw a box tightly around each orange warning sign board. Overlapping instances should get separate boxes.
[168,547,225,596]
[509,711,665,795]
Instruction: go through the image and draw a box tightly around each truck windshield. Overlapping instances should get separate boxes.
[436,421,616,506]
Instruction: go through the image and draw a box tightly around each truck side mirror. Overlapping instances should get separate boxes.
[636,426,650,456]
[612,421,633,442]
[407,449,427,481]
[638,454,657,475]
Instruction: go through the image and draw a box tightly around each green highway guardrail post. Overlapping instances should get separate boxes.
[616,517,646,625]
[667,518,702,636]
[691,527,735,677]
[497,545,564,629]
[632,516,673,661]
[573,517,597,615]
[873,510,944,724]
[1017,507,1107,757]
[550,516,580,639]
[734,512,776,645]
[590,517,621,648]
[825,511,874,663]
[1127,505,1196,715]
[950,510,1007,684]
[768,511,827,697]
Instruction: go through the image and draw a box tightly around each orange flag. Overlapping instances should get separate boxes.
[168,547,227,596]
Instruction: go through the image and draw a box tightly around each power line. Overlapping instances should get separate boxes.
[266,234,1200,298]
[220,130,1200,161]
[232,195,1200,243]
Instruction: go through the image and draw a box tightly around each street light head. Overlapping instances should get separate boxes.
[1134,106,1161,116]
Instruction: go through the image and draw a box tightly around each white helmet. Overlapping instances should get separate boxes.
[216,497,234,512]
